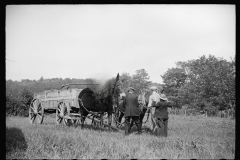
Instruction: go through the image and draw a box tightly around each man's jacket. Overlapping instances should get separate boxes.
[123,92,140,117]
[153,101,172,119]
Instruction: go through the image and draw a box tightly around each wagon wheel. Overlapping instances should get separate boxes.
[29,99,44,124]
[56,102,71,126]
[36,102,44,124]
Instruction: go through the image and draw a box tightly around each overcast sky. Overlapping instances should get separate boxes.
[6,5,235,83]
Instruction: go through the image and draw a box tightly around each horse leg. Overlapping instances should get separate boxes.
[80,111,87,129]
[107,111,112,131]
[99,112,104,128]
[91,116,95,126]
[117,112,124,128]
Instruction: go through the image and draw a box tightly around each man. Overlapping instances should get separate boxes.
[138,89,150,126]
[123,87,142,135]
[147,86,161,133]
[153,93,172,137]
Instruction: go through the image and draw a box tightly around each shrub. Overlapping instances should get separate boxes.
[6,88,33,117]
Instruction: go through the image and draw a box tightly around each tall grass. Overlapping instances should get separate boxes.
[6,114,235,159]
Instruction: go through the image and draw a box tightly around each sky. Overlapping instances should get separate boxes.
[6,5,235,83]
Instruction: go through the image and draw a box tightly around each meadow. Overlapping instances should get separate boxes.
[6,114,235,159]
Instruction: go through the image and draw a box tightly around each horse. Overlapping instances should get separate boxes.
[78,88,114,129]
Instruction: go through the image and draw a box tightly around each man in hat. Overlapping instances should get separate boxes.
[123,87,142,135]
[149,92,172,137]
[147,86,161,133]
[153,93,172,137]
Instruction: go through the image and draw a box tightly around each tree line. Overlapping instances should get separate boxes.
[6,54,235,117]
[6,69,157,117]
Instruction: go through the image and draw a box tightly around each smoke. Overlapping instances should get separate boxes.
[94,78,108,91]
[88,71,112,80]
[88,71,117,88]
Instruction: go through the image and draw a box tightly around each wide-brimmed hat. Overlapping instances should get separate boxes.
[150,86,157,91]
[160,94,168,101]
[127,87,135,92]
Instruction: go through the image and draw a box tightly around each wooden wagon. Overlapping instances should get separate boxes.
[29,83,120,130]
[29,84,97,125]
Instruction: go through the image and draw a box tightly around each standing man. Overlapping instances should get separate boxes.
[123,87,142,135]
[153,93,172,137]
[147,86,161,133]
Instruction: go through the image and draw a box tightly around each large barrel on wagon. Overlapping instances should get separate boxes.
[29,85,95,125]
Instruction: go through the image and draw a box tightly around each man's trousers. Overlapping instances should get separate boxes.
[152,118,168,137]
[125,116,141,135]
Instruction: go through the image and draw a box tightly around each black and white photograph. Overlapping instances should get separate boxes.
[6,4,235,159]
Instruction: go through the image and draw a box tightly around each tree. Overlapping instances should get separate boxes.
[161,67,187,96]
[131,69,151,93]
[119,72,132,92]
[161,67,187,108]
[176,55,235,114]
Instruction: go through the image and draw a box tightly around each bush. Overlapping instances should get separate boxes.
[6,88,33,117]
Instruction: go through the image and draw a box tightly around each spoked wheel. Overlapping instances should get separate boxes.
[29,99,44,124]
[56,102,71,126]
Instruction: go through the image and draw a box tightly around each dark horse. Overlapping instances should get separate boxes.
[78,88,113,129]
[115,90,151,127]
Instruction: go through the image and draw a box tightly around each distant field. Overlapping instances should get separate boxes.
[6,114,235,159]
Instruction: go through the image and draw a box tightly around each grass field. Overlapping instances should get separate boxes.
[6,114,235,159]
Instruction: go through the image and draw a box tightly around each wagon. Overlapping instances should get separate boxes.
[29,84,100,126]
[29,83,120,130]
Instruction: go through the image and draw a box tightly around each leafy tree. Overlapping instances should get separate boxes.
[119,72,132,92]
[161,68,186,93]
[131,69,151,93]
[161,67,187,108]
[176,55,235,114]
